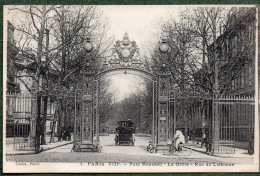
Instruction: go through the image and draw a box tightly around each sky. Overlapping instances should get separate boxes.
[108,74,146,102]
[99,5,182,101]
[100,5,182,48]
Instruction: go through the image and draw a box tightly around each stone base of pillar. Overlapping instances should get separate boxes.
[155,142,170,153]
[73,140,101,152]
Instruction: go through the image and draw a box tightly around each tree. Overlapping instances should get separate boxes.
[148,7,233,141]
[47,5,114,142]
[8,5,114,145]
[106,78,153,134]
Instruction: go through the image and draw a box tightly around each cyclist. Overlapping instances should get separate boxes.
[174,129,185,151]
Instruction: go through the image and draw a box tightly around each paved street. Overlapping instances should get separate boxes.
[6,134,253,165]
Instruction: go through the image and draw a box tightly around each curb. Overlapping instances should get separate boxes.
[6,151,36,156]
[184,145,212,156]
[184,145,246,158]
[41,141,73,152]
[6,141,73,156]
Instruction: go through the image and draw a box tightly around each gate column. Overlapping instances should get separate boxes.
[155,67,171,152]
[81,72,93,143]
[73,67,100,152]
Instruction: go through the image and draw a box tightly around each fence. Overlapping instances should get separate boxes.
[213,96,255,154]
[6,93,37,151]
[170,95,255,154]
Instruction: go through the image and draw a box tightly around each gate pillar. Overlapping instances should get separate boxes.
[73,67,100,152]
[154,67,171,152]
[81,74,93,143]
[158,76,170,143]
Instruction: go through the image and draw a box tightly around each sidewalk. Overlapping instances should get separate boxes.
[5,137,73,155]
[184,140,253,159]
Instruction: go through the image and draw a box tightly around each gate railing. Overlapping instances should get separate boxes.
[169,95,255,154]
[213,96,255,154]
[6,93,37,151]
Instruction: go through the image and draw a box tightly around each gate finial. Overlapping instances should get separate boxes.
[123,32,129,41]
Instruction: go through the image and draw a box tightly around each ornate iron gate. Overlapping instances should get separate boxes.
[6,93,36,151]
[73,33,172,152]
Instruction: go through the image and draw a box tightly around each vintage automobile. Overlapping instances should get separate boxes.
[115,120,135,146]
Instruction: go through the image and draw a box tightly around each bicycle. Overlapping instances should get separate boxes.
[168,139,192,157]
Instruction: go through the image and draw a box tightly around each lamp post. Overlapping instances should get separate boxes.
[73,36,94,151]
[82,36,94,143]
[157,38,171,146]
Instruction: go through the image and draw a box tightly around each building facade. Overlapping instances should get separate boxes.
[209,7,256,97]
[205,7,255,146]
[7,21,20,93]
[179,7,256,146]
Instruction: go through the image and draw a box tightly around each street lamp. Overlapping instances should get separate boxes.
[159,39,169,54]
[73,36,95,152]
[83,36,94,53]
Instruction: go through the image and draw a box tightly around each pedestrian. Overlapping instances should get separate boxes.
[248,132,254,155]
[190,129,195,145]
[67,130,71,141]
[201,127,206,147]
[205,135,212,154]
[63,130,67,141]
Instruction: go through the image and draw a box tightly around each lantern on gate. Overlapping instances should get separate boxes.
[159,38,169,54]
[83,37,94,52]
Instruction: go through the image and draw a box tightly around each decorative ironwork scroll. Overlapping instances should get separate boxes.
[157,70,170,144]
[92,80,99,142]
[82,101,92,141]
[81,74,94,142]
[98,32,154,77]
[158,118,167,142]
[83,76,92,96]
[152,81,158,145]
[74,90,81,142]
[158,102,168,142]
[159,77,169,97]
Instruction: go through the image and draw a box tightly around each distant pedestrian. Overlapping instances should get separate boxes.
[201,128,206,147]
[190,129,195,145]
[205,135,212,154]
[248,132,254,155]
[63,130,67,141]
[67,130,71,141]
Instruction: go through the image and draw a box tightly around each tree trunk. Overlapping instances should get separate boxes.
[57,102,63,141]
[35,5,47,150]
[50,109,58,143]
[41,95,48,144]
[35,95,42,153]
